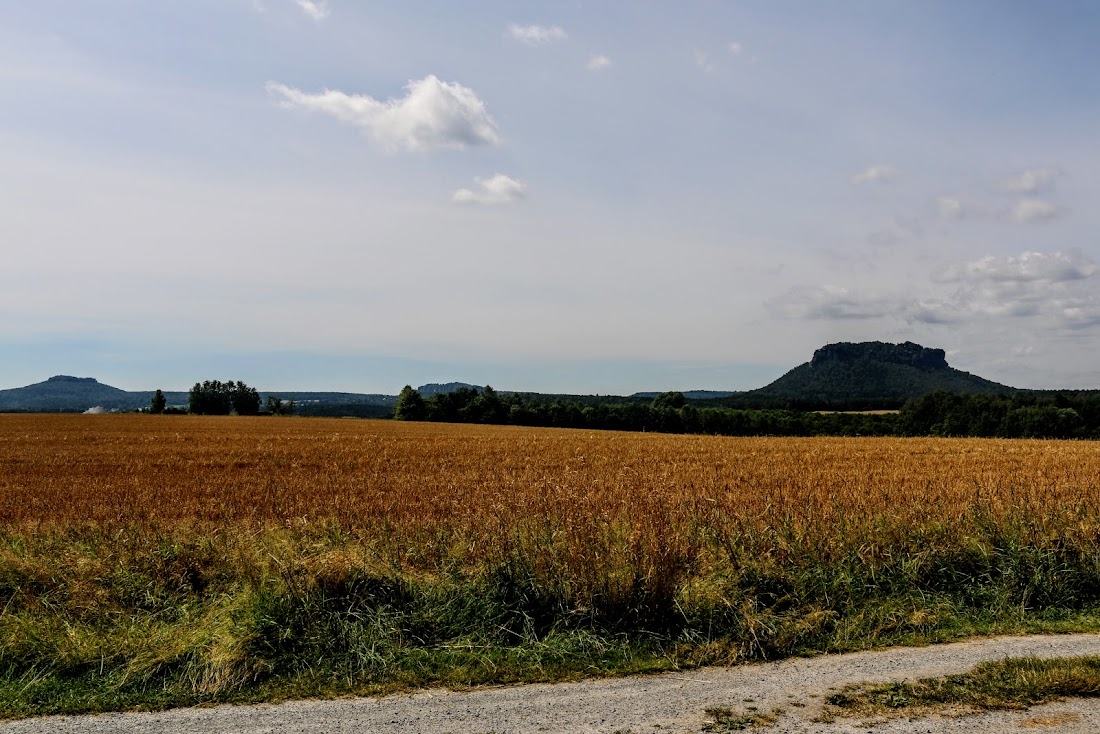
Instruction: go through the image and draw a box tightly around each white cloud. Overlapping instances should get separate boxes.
[776,251,1100,334]
[1009,198,1065,224]
[250,1,328,20]
[506,23,567,46]
[935,196,1065,224]
[266,75,500,152]
[1002,167,1062,195]
[936,250,1097,284]
[1061,303,1100,330]
[452,174,527,205]
[937,196,992,221]
[851,164,901,185]
[587,54,612,71]
[926,251,1100,330]
[728,41,744,55]
[694,50,713,73]
[294,0,329,21]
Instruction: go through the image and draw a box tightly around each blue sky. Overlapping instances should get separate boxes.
[2,1,1098,393]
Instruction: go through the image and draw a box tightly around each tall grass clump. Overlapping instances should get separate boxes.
[3,415,1100,716]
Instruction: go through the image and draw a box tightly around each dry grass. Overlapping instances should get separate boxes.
[822,656,1100,720]
[4,414,1098,550]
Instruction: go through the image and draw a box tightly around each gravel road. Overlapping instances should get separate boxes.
[7,634,1100,734]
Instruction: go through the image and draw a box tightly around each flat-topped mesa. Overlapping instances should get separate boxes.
[810,341,948,371]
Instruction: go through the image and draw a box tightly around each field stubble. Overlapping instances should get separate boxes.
[2,414,1100,717]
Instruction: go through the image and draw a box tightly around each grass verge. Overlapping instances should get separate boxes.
[702,705,779,730]
[5,524,1100,719]
[823,655,1100,720]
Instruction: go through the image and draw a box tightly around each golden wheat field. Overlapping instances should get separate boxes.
[3,413,1100,563]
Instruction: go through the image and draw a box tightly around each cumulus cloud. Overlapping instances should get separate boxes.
[1061,303,1100,330]
[851,164,901,185]
[266,75,500,152]
[1009,198,1065,224]
[929,251,1100,329]
[935,250,1097,285]
[587,54,612,71]
[1002,167,1062,195]
[774,251,1100,334]
[506,23,567,45]
[295,0,329,21]
[452,174,527,205]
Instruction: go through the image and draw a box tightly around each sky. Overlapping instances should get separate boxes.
[2,1,1099,394]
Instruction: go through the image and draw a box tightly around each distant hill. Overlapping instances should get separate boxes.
[265,391,395,406]
[0,376,150,412]
[712,341,1014,410]
[266,390,395,419]
[632,390,739,400]
[416,382,481,397]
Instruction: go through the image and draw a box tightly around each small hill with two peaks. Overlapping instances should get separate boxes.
[713,341,1014,410]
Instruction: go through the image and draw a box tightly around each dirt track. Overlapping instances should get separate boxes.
[6,634,1100,733]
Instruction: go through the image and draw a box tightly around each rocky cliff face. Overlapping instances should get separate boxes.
[810,342,948,371]
[45,375,101,385]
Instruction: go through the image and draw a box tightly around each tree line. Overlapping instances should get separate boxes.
[393,385,1100,440]
[148,381,294,416]
[897,390,1100,439]
[393,386,897,436]
[149,379,1100,440]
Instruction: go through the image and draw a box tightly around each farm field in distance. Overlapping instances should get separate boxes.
[3,414,1100,718]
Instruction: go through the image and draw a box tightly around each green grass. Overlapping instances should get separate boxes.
[823,655,1100,719]
[6,525,1100,719]
[702,705,779,730]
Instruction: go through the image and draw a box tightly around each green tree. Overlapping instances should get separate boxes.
[189,380,231,415]
[653,391,686,410]
[394,385,426,421]
[230,381,261,416]
[679,403,701,433]
[150,389,167,414]
[265,396,295,416]
[188,379,260,415]
[472,385,506,423]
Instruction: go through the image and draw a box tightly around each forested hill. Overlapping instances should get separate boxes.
[0,376,157,412]
[711,341,1014,410]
